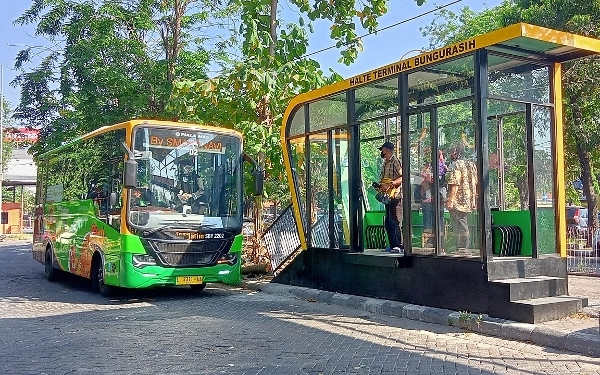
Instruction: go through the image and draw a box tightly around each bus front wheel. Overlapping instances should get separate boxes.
[91,255,115,297]
[44,249,60,282]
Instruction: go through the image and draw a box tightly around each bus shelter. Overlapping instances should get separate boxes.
[275,24,600,323]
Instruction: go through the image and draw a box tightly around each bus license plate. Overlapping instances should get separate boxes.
[176,276,204,285]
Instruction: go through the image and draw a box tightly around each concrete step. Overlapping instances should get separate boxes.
[500,296,586,324]
[490,276,567,301]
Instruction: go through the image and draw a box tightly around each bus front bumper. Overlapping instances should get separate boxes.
[118,253,242,289]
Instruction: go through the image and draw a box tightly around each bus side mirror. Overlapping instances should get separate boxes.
[109,192,117,207]
[244,153,264,197]
[254,168,264,196]
[124,159,138,189]
[120,142,138,189]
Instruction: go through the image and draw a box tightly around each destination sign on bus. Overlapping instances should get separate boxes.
[349,39,477,87]
[149,136,223,152]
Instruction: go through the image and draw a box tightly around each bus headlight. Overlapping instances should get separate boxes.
[217,252,238,266]
[132,254,157,268]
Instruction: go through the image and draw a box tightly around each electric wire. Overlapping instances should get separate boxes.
[298,0,464,61]
[206,0,465,74]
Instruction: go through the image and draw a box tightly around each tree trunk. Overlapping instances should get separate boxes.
[248,0,278,267]
[572,107,598,246]
[159,0,189,85]
[516,174,529,210]
[270,0,278,58]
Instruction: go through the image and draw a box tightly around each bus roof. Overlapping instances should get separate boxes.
[37,119,243,160]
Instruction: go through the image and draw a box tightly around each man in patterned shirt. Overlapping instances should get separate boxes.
[378,141,403,253]
[445,142,477,250]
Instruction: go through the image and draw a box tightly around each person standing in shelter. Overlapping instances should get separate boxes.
[445,142,477,250]
[378,141,403,254]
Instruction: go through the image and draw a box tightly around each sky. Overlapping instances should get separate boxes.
[0,0,503,112]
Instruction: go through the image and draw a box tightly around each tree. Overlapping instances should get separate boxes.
[12,0,217,155]
[167,0,427,262]
[15,0,426,264]
[15,0,426,191]
[0,97,14,183]
[421,0,600,228]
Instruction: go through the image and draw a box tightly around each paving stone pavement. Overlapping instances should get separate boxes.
[1,240,600,375]
[535,275,600,347]
[244,275,600,359]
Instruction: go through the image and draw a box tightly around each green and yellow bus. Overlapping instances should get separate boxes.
[32,119,262,296]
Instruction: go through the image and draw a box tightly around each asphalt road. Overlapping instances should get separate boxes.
[1,240,599,375]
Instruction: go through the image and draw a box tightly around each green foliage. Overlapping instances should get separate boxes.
[15,0,424,206]
[1,187,35,216]
[1,98,15,128]
[457,310,483,330]
[13,0,214,156]
[168,3,339,204]
[289,0,391,65]
[0,99,15,174]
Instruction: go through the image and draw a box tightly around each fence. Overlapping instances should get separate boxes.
[263,209,600,275]
[263,205,301,273]
[566,226,600,275]
[263,205,345,273]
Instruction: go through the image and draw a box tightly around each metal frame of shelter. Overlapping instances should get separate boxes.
[274,24,600,322]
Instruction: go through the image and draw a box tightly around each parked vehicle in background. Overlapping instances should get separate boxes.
[566,206,588,233]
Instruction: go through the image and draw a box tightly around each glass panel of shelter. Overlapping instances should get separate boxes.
[436,102,480,257]
[359,119,388,250]
[332,128,350,249]
[354,77,399,121]
[309,132,330,248]
[408,55,475,107]
[488,54,550,104]
[288,106,306,138]
[408,111,437,255]
[533,105,556,255]
[298,92,350,249]
[486,53,553,258]
[288,136,308,241]
[309,92,347,133]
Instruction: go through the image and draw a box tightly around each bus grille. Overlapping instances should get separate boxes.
[161,252,217,266]
[145,240,228,267]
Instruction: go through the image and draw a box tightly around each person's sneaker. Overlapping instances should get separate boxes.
[390,246,402,253]
[381,246,392,252]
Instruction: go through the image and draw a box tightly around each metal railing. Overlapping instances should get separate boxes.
[264,208,600,276]
[566,226,600,275]
[263,205,301,273]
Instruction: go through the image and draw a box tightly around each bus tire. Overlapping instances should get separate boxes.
[91,254,115,297]
[44,248,60,282]
[190,283,207,293]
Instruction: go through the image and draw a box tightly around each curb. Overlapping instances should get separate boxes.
[242,280,600,358]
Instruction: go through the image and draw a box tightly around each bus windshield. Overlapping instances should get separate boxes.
[129,125,242,231]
